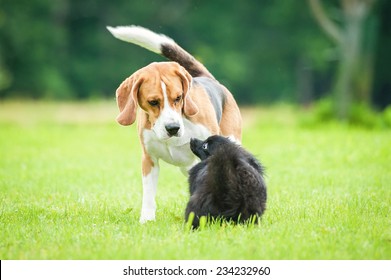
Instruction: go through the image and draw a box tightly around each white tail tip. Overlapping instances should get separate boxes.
[106,25,175,54]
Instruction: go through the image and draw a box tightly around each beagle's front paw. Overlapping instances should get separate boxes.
[139,209,156,223]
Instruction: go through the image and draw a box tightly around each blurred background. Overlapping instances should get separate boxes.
[0,0,390,121]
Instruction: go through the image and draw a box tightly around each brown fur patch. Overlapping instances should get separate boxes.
[186,84,220,135]
[219,88,242,142]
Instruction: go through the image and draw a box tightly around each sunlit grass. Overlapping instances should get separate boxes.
[0,101,390,259]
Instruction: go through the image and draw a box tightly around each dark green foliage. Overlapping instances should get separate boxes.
[301,97,391,129]
[0,0,389,108]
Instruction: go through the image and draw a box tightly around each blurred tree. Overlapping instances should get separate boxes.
[0,0,388,110]
[0,0,72,98]
[308,0,377,119]
[0,0,333,102]
[373,0,391,109]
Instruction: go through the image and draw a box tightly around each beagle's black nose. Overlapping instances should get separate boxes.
[165,123,180,136]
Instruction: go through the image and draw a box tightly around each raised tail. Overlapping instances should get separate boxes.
[107,25,214,79]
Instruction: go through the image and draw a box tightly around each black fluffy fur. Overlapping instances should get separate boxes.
[185,135,267,228]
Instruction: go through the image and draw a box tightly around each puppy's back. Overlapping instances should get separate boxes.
[205,143,267,221]
[186,139,267,228]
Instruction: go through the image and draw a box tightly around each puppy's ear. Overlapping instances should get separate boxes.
[115,74,144,126]
[176,66,198,117]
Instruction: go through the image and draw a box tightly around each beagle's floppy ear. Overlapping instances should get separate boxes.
[116,74,144,126]
[176,66,198,117]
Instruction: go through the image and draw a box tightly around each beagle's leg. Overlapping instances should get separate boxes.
[140,154,159,223]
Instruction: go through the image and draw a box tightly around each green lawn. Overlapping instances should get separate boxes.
[0,101,390,259]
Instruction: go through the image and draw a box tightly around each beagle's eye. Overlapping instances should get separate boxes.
[202,142,208,150]
[148,100,159,107]
[174,95,182,104]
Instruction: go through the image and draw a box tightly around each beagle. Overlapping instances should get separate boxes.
[107,26,242,223]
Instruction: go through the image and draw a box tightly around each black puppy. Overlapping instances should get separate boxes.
[185,135,267,228]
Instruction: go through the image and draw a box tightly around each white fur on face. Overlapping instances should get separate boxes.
[152,81,184,140]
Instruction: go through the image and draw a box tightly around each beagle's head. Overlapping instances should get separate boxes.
[115,62,199,140]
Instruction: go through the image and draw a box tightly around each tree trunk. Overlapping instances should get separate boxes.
[334,1,365,119]
[308,0,376,120]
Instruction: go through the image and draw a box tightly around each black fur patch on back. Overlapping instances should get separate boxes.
[193,77,226,123]
[161,43,213,78]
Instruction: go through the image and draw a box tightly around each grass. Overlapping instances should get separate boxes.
[0,101,390,259]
